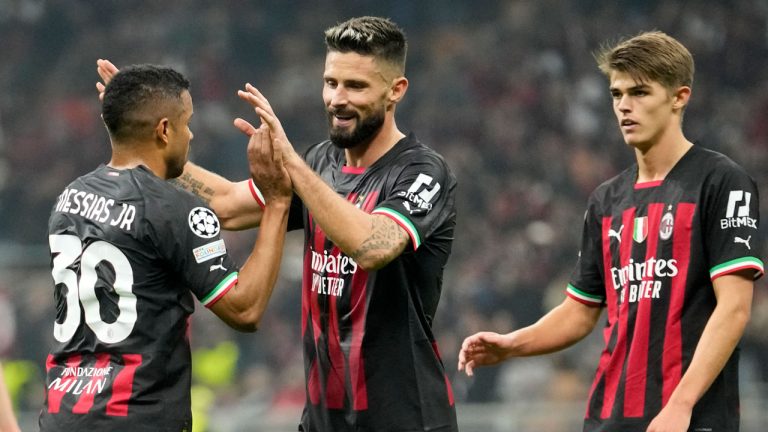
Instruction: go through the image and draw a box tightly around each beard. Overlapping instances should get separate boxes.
[328,107,385,149]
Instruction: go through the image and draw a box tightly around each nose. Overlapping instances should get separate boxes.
[616,94,631,113]
[328,87,348,108]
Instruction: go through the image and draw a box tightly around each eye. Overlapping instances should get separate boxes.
[324,79,337,89]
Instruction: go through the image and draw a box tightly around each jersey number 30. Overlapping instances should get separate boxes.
[49,234,137,344]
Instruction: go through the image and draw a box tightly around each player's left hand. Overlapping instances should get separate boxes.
[95,59,119,101]
[645,402,692,432]
[244,124,292,204]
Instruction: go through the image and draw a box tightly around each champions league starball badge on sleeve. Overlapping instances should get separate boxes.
[188,207,221,239]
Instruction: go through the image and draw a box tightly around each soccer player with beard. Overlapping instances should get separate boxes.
[43,65,292,431]
[458,32,763,432]
[95,16,458,432]
[241,16,459,431]
[231,17,458,432]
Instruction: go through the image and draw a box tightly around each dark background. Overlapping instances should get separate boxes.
[1,1,767,430]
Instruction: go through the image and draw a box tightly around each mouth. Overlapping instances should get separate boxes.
[620,118,638,131]
[331,111,356,128]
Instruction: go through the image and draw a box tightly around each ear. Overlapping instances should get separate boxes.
[672,86,691,111]
[388,76,409,104]
[155,118,170,145]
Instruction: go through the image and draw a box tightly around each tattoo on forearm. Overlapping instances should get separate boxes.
[351,217,408,264]
[170,173,215,204]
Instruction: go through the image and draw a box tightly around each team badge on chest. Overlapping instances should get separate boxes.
[659,211,674,240]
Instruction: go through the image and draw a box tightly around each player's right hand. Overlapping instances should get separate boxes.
[457,331,513,376]
[236,83,301,169]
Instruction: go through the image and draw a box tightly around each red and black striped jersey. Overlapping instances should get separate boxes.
[41,165,240,432]
[567,145,763,431]
[288,133,458,432]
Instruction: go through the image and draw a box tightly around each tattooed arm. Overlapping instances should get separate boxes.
[281,153,409,271]
[233,84,410,270]
[97,60,264,231]
[173,162,264,230]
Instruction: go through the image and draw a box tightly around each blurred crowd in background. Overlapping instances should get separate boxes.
[1,0,768,430]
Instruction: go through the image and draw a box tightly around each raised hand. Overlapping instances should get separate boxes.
[244,124,292,204]
[235,84,299,167]
[96,59,119,101]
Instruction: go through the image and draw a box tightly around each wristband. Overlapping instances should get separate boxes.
[248,179,266,209]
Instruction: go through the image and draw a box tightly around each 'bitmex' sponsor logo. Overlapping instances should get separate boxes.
[721,190,756,229]
[720,216,756,229]
[610,258,678,291]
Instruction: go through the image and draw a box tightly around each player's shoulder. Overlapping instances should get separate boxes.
[580,163,637,217]
[112,167,210,229]
[137,170,222,245]
[64,164,113,189]
[388,133,455,179]
[144,174,207,213]
[590,165,635,200]
[692,145,749,172]
[57,165,149,204]
[396,133,447,159]
[685,144,755,186]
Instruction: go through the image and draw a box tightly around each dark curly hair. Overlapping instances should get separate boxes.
[102,64,190,142]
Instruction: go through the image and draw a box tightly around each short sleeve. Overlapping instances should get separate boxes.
[371,154,456,250]
[567,199,606,307]
[149,192,240,307]
[703,164,764,280]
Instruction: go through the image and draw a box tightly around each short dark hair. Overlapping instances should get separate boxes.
[102,64,190,141]
[324,16,407,74]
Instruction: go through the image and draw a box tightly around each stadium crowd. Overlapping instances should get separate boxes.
[1,0,767,429]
